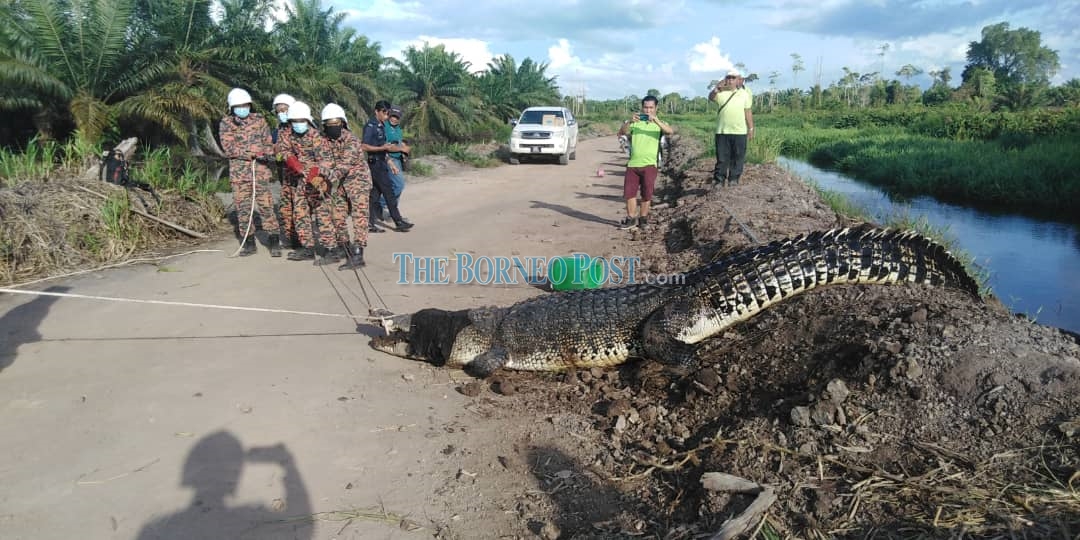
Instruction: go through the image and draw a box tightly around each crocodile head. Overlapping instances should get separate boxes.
[369,308,493,367]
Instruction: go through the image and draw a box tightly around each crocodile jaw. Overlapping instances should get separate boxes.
[368,308,489,366]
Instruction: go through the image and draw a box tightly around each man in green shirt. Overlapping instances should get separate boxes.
[709,69,754,187]
[616,95,674,230]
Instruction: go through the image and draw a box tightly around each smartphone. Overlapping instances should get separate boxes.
[638,114,649,121]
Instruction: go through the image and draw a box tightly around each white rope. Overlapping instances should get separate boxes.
[0,287,385,322]
[228,159,258,258]
[3,250,225,289]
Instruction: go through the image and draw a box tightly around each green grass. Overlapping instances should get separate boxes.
[805,132,1079,217]
[406,160,435,177]
[100,191,142,246]
[0,137,59,185]
[430,143,500,168]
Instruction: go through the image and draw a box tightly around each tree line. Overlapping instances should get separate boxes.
[0,0,562,154]
[581,22,1078,117]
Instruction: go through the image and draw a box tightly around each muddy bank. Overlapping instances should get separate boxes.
[429,135,1080,539]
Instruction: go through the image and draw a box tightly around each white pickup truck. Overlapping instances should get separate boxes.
[508,106,579,165]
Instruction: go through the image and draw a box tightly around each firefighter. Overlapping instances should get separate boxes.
[321,103,371,270]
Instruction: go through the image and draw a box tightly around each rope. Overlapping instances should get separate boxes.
[228,159,258,258]
[0,287,387,322]
[321,174,392,315]
[2,250,224,290]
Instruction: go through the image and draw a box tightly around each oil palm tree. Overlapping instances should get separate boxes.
[0,0,165,143]
[120,0,280,154]
[273,0,378,121]
[387,44,479,143]
[476,55,560,123]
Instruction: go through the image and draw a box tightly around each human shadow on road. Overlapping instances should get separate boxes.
[0,285,68,373]
[588,182,624,191]
[574,191,624,203]
[529,201,619,227]
[136,431,313,540]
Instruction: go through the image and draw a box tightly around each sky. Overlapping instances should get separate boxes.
[314,0,1078,100]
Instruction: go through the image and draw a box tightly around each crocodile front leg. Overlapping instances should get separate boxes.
[641,295,714,370]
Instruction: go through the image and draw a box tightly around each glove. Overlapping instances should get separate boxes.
[306,167,329,198]
[284,154,304,176]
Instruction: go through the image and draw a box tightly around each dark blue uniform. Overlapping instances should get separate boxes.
[362,118,407,229]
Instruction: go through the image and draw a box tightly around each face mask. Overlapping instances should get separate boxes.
[277,112,289,124]
[291,122,309,135]
[324,125,343,140]
[234,107,250,119]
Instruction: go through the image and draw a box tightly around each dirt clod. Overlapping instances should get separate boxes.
[459,381,482,397]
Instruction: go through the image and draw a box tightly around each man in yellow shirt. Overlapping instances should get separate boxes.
[709,69,754,187]
[616,95,674,230]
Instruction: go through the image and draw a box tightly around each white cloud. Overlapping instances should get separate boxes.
[688,37,735,74]
[896,33,970,65]
[389,36,497,73]
[548,39,579,70]
[338,0,425,22]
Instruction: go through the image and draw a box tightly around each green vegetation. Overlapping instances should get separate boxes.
[0,0,561,152]
[747,107,1080,217]
[2,3,1075,220]
[431,143,500,168]
[405,160,435,177]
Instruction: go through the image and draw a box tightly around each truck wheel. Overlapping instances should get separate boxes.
[558,153,569,165]
[509,156,520,165]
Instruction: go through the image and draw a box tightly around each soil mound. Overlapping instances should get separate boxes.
[432,137,1080,539]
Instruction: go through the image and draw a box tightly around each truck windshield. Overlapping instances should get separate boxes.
[518,110,564,125]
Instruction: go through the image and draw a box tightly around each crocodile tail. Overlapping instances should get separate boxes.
[698,224,980,297]
[655,225,981,351]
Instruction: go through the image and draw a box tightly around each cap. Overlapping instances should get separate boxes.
[726,69,741,77]
[389,106,403,118]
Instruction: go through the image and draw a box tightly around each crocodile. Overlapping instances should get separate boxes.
[370,225,981,377]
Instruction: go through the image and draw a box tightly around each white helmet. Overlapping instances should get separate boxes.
[287,101,314,123]
[320,103,348,128]
[272,93,295,107]
[227,88,252,108]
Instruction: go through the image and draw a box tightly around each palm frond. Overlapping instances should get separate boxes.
[0,55,72,100]
[69,91,113,143]
[89,0,136,93]
[22,0,80,88]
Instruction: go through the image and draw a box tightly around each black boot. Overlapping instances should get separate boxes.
[287,246,314,261]
[339,244,365,270]
[708,168,725,187]
[313,246,339,266]
[267,234,282,257]
[394,218,414,232]
[239,235,256,256]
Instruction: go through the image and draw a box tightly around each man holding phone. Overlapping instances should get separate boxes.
[708,69,754,188]
[616,95,674,230]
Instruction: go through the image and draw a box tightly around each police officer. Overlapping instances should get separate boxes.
[361,100,413,233]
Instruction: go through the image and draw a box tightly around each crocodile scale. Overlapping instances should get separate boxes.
[370,225,980,377]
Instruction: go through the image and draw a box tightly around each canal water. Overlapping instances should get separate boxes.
[778,157,1080,334]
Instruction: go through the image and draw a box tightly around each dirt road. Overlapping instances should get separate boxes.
[0,136,632,539]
